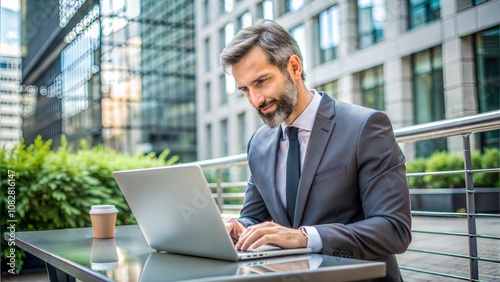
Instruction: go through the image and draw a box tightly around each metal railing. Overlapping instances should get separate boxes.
[193,110,500,281]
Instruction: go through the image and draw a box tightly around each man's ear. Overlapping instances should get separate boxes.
[288,55,302,79]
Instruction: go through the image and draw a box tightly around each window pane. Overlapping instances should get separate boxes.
[225,23,234,46]
[262,0,273,20]
[290,24,307,69]
[204,38,210,71]
[360,66,384,110]
[409,0,441,29]
[203,0,210,24]
[286,0,304,12]
[225,0,233,13]
[316,80,338,99]
[413,46,446,157]
[476,26,500,113]
[225,73,236,94]
[221,119,228,156]
[475,26,500,149]
[318,5,339,63]
[358,0,385,48]
[241,11,252,28]
[238,112,246,153]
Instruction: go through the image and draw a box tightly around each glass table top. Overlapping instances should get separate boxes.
[11,225,385,281]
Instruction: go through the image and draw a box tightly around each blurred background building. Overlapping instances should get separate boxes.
[19,0,196,162]
[196,0,499,161]
[8,0,500,162]
[0,2,22,150]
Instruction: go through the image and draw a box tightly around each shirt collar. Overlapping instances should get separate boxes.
[281,89,322,138]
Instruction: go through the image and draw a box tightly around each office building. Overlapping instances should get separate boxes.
[20,0,197,162]
[195,0,499,161]
[0,2,22,150]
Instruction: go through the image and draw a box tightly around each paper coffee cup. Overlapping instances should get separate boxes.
[90,238,119,271]
[89,205,118,239]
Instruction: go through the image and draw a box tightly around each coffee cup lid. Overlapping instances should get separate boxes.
[89,205,119,214]
[91,261,118,271]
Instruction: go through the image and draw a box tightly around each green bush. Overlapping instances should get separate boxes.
[406,148,500,188]
[1,136,178,273]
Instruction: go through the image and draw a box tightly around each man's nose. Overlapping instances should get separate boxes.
[248,89,266,109]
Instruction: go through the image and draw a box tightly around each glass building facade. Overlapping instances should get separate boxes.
[21,0,196,162]
[0,3,22,149]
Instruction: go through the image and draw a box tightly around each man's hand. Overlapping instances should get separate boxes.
[223,217,246,243]
[235,221,307,251]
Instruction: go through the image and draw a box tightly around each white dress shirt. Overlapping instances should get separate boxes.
[276,90,323,252]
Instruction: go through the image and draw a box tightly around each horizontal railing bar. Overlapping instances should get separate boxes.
[406,168,500,177]
[473,213,500,219]
[406,170,465,177]
[407,248,499,264]
[221,204,244,210]
[407,248,471,259]
[411,212,500,218]
[475,257,500,263]
[219,193,246,199]
[472,234,500,240]
[411,211,467,216]
[411,229,469,237]
[413,229,500,239]
[394,110,500,143]
[195,154,248,169]
[398,266,474,281]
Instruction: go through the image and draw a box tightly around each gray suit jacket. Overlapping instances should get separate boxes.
[239,92,412,281]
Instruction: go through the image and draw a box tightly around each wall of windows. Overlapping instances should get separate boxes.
[360,66,385,111]
[408,0,441,29]
[413,46,446,157]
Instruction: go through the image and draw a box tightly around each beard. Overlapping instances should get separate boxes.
[256,73,298,128]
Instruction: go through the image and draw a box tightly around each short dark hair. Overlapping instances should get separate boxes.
[220,19,305,81]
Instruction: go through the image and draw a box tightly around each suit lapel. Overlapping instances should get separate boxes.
[294,93,336,227]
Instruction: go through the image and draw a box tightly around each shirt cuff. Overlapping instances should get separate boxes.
[302,226,322,253]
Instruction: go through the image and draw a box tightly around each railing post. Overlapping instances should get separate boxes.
[216,169,223,212]
[462,133,479,280]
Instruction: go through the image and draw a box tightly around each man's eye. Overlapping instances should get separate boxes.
[256,79,266,85]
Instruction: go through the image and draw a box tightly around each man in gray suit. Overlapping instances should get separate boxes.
[220,19,412,281]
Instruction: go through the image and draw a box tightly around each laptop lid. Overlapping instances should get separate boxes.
[113,164,311,261]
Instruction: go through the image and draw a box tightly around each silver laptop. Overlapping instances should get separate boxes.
[112,164,311,261]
